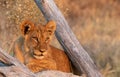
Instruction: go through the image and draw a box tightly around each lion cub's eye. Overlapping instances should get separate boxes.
[32,37,38,43]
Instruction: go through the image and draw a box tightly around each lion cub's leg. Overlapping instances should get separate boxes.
[26,59,57,73]
[13,37,25,63]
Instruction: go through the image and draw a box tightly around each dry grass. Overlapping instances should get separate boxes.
[0,0,120,77]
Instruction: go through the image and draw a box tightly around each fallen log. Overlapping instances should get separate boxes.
[34,0,103,77]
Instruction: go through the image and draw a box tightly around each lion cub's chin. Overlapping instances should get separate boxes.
[34,55,45,59]
[33,52,48,59]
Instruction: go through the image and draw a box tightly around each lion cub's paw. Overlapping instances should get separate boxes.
[26,60,57,73]
[26,63,44,73]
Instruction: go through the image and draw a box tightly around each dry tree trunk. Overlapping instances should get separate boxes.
[34,0,103,77]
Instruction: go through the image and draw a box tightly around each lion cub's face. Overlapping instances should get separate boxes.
[20,20,56,59]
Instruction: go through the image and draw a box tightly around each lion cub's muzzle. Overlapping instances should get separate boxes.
[33,49,47,59]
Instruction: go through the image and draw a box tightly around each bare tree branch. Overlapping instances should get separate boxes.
[0,48,36,77]
[34,0,103,77]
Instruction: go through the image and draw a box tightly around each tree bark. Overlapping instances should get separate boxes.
[34,0,103,77]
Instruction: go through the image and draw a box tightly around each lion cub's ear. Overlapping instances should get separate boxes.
[45,20,56,35]
[20,20,34,35]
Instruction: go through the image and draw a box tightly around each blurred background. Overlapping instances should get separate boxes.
[0,0,120,77]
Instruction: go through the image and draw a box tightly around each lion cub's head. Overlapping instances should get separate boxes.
[20,20,56,59]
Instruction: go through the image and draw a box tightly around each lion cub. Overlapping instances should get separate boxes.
[13,20,70,73]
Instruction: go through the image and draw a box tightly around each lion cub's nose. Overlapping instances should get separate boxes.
[40,49,46,52]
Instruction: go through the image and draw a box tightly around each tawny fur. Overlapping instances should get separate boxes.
[12,20,71,73]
